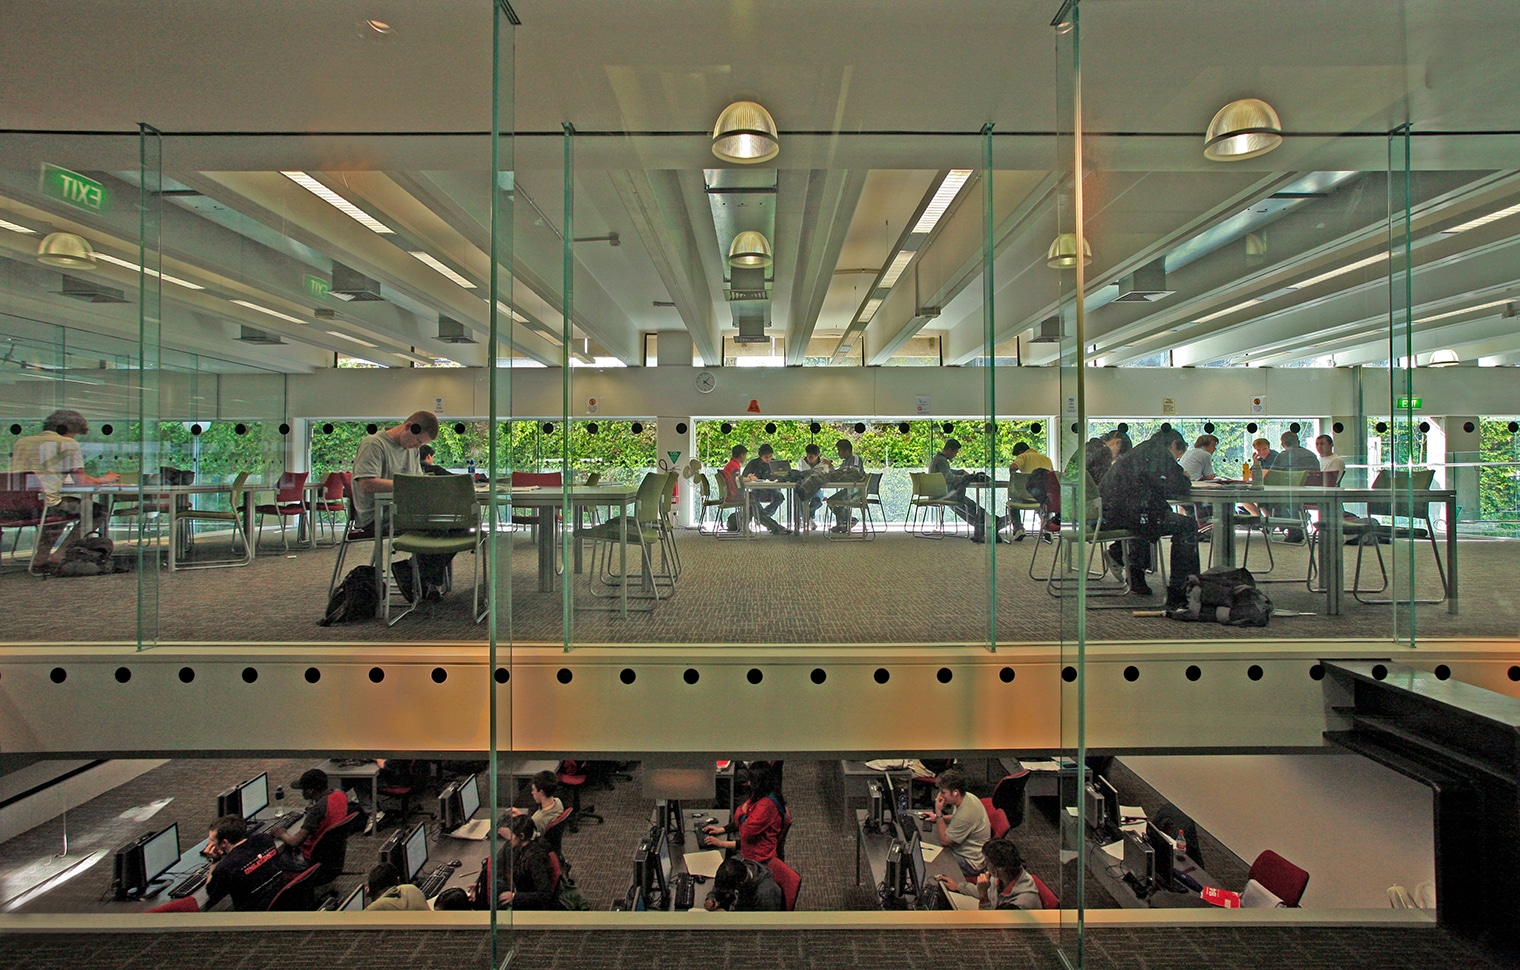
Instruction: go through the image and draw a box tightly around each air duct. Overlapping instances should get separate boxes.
[237,326,287,345]
[1113,259,1174,303]
[329,261,384,301]
[1029,316,1062,343]
[437,315,476,344]
[57,274,127,304]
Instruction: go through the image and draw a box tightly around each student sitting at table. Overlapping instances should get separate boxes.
[270,768,354,870]
[364,861,429,911]
[1099,428,1199,603]
[1315,434,1346,484]
[417,444,454,476]
[703,761,791,864]
[508,770,565,835]
[923,768,991,879]
[1010,441,1057,539]
[705,856,784,912]
[8,408,119,571]
[799,443,831,527]
[937,837,1042,910]
[496,814,560,910]
[743,443,790,535]
[352,410,452,602]
[929,439,1005,543]
[203,814,285,911]
[827,439,866,533]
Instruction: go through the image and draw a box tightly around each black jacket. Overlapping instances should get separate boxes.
[1098,435,1189,528]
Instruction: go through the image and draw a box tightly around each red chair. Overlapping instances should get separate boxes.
[768,858,801,911]
[305,807,361,887]
[145,896,201,913]
[1247,849,1310,907]
[1030,871,1060,909]
[981,797,1010,840]
[557,760,603,831]
[0,472,78,574]
[267,863,324,911]
[312,471,349,545]
[991,771,1030,829]
[327,477,376,595]
[543,806,574,859]
[254,471,309,551]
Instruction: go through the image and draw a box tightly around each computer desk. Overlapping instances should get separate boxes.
[854,809,963,905]
[840,760,916,826]
[130,804,301,911]
[311,759,382,823]
[1083,832,1218,909]
[657,807,730,911]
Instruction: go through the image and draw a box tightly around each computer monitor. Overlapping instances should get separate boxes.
[1145,820,1175,891]
[403,821,429,882]
[339,884,367,912]
[141,822,180,885]
[239,772,270,821]
[657,825,673,886]
[457,773,480,822]
[215,785,242,820]
[1123,830,1156,889]
[907,830,927,899]
[633,825,666,909]
[1097,776,1120,832]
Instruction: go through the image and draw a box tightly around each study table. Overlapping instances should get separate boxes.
[1188,482,1457,615]
[64,482,256,571]
[735,477,873,537]
[854,808,963,903]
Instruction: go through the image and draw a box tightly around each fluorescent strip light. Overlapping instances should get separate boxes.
[279,171,393,234]
[1194,299,1261,324]
[1442,202,1520,234]
[494,300,530,323]
[856,298,883,323]
[231,299,307,325]
[912,169,973,234]
[326,329,378,348]
[409,251,476,288]
[1416,298,1512,324]
[93,252,206,290]
[0,218,36,234]
[879,250,916,288]
[1289,251,1388,290]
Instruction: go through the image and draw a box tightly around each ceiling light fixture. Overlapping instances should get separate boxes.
[913,170,974,234]
[0,217,37,234]
[1194,298,1262,324]
[326,329,379,348]
[727,230,773,269]
[856,298,883,323]
[1417,298,1513,324]
[1289,251,1388,290]
[279,171,393,233]
[93,252,205,290]
[1204,98,1284,161]
[879,250,916,288]
[231,299,307,325]
[408,251,476,288]
[711,101,780,164]
[36,232,96,268]
[1441,202,1520,234]
[1427,349,1461,367]
[1045,232,1092,269]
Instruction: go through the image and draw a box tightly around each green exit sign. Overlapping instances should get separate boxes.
[40,163,108,212]
[1396,396,1423,409]
[304,275,331,299]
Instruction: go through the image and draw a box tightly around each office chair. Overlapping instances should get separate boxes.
[1246,849,1309,907]
[305,806,361,887]
[1347,468,1449,604]
[1030,871,1061,909]
[253,470,309,552]
[145,896,202,913]
[982,797,1010,840]
[383,473,488,626]
[991,771,1030,829]
[557,761,604,831]
[267,863,324,911]
[326,477,375,596]
[175,471,255,570]
[543,805,573,859]
[311,471,349,545]
[768,858,801,911]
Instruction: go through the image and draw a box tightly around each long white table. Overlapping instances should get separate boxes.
[64,482,256,571]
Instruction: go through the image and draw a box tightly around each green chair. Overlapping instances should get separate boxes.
[384,473,486,626]
[825,472,875,541]
[657,470,682,576]
[1005,471,1043,537]
[906,471,963,538]
[573,471,673,602]
[176,471,253,570]
[1344,467,1449,605]
[1237,469,1310,580]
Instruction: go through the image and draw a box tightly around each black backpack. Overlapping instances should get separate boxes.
[1169,566,1273,627]
[319,566,378,625]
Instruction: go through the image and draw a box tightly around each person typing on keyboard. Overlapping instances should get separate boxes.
[704,857,784,912]
[364,862,428,911]
[203,815,284,911]
[935,837,1043,910]
[496,815,560,910]
[270,768,352,870]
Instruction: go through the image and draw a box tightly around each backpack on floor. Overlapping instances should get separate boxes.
[52,536,123,577]
[1168,566,1273,627]
[319,565,378,625]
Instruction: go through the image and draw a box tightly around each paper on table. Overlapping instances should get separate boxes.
[945,890,981,910]
[1120,821,1146,835]
[920,843,944,862]
[1019,760,1062,772]
[450,819,491,841]
[1119,805,1146,822]
[683,850,725,879]
[1101,840,1125,860]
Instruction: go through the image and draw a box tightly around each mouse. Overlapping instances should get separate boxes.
[450,859,461,866]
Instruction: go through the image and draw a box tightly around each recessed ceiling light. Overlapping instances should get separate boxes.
[279,171,393,234]
[0,217,36,234]
[231,299,307,325]
[879,250,916,288]
[1441,202,1520,234]
[913,170,973,234]
[856,298,883,323]
[1289,251,1388,290]
[1416,298,1512,324]
[409,251,476,288]
[326,329,378,348]
[93,252,205,290]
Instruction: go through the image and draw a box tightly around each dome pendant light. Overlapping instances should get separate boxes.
[1046,232,1092,269]
[727,230,773,269]
[712,101,780,164]
[37,231,97,268]
[1204,98,1283,161]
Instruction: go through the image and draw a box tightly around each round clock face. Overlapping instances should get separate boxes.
[694,370,717,393]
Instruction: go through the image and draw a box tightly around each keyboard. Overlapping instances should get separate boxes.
[417,861,460,899]
[247,810,303,836]
[917,880,945,911]
[672,872,695,910]
[168,863,212,899]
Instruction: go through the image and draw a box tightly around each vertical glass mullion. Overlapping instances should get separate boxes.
[982,124,997,650]
[561,123,575,651]
[1389,123,1416,645]
[136,124,162,650]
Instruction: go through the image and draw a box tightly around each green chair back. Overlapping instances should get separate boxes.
[393,473,476,532]
[635,472,666,525]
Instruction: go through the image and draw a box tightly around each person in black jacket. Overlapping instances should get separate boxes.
[418,445,453,476]
[1097,428,1198,601]
[497,814,559,910]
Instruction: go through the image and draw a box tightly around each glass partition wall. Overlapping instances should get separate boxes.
[5,0,1520,961]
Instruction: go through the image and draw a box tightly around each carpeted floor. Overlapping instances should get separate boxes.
[1,756,1238,916]
[1,526,1508,645]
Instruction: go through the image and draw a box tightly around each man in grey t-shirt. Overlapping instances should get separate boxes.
[926,768,991,878]
[353,411,452,600]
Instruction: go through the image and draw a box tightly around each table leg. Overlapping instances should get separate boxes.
[1212,498,1237,567]
[371,521,386,600]
[1446,493,1458,614]
[1322,498,1344,615]
[537,509,555,593]
[619,501,629,618]
[168,497,179,572]
[244,490,257,561]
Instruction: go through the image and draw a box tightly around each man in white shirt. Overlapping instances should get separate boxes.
[8,409,118,569]
[1179,434,1218,530]
[1315,434,1346,483]
[924,768,991,878]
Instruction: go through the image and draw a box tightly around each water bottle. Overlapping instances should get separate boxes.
[1175,827,1188,859]
[1241,461,1251,481]
[467,458,477,481]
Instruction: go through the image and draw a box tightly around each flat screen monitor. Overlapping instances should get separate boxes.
[1097,776,1120,831]
[141,823,180,884]
[403,821,429,882]
[458,774,480,822]
[339,884,366,912]
[657,825,673,885]
[239,772,270,821]
[907,830,926,898]
[215,785,241,821]
[1124,830,1155,888]
[1145,821,1175,891]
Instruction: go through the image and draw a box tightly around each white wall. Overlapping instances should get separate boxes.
[1121,752,1434,908]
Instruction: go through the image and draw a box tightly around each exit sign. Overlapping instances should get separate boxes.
[1396,396,1423,409]
[40,163,107,212]
[304,275,331,299]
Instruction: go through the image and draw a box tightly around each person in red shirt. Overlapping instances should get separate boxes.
[718,445,748,532]
[702,762,791,863]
